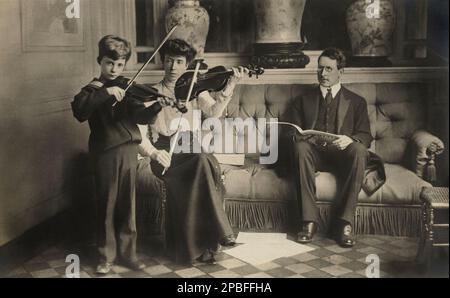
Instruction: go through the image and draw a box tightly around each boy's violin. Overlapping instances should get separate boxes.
[108,25,187,113]
[105,76,187,113]
[174,64,264,102]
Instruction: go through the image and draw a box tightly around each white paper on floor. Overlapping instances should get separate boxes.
[235,232,288,244]
[224,232,315,265]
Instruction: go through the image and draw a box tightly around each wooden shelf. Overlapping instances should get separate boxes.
[125,66,448,85]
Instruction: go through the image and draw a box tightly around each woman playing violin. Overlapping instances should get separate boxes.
[137,38,248,264]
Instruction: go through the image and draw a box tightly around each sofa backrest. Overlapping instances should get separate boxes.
[223,83,429,164]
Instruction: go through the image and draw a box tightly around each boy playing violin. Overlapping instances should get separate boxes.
[71,35,164,274]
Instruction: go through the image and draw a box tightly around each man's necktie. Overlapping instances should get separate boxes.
[325,88,332,105]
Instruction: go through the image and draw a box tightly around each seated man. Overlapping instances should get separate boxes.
[290,48,372,247]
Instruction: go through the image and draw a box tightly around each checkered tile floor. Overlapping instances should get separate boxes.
[3,234,448,278]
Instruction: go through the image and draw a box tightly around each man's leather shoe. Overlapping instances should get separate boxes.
[339,224,356,247]
[297,222,317,243]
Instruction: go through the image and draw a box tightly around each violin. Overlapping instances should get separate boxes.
[104,25,188,113]
[174,64,264,102]
[105,76,187,114]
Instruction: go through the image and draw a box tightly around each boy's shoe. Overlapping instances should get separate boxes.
[121,259,146,271]
[96,262,113,274]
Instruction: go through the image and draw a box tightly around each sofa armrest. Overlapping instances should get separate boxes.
[408,130,445,183]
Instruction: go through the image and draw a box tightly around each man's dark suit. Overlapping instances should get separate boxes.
[290,85,373,227]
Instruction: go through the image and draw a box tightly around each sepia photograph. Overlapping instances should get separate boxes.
[0,0,448,285]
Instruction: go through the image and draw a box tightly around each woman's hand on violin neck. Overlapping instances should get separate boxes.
[106,86,126,102]
[229,66,249,84]
[151,149,171,168]
[222,66,249,96]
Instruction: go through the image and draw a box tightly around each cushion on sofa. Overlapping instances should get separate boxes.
[222,163,431,206]
[316,164,431,205]
[345,83,428,163]
[222,163,294,201]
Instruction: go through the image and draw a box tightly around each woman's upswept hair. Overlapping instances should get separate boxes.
[159,39,197,64]
[97,35,132,64]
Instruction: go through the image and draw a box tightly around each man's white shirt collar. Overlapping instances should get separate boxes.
[320,82,342,99]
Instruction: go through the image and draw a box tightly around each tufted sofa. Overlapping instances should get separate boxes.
[136,82,445,238]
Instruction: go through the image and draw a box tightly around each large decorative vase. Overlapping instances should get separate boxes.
[252,0,309,68]
[165,0,210,58]
[346,0,396,66]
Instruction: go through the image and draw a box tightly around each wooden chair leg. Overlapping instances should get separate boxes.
[416,204,428,264]
[424,206,435,275]
[417,203,435,276]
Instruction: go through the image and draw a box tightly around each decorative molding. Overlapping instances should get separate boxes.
[251,43,310,69]
[33,107,73,118]
[340,67,448,83]
[123,0,138,65]
[0,191,71,225]
[129,51,322,70]
[32,94,74,104]
[125,67,448,85]
[0,95,74,121]
[0,191,71,252]
[20,0,86,52]
[23,95,73,118]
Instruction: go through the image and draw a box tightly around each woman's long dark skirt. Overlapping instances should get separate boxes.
[150,134,234,264]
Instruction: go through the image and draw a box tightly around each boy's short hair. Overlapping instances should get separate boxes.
[319,48,346,69]
[97,35,132,64]
[159,39,197,64]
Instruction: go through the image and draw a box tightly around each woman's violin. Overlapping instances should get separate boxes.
[105,76,187,113]
[105,25,187,113]
[174,64,264,102]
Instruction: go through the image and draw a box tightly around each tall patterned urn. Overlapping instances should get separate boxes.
[165,0,210,58]
[346,0,396,66]
[252,0,309,68]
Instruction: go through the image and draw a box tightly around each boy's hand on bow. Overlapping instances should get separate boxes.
[159,96,175,107]
[106,86,126,102]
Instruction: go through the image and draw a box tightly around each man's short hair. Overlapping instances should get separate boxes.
[159,39,197,64]
[319,48,346,69]
[97,35,132,64]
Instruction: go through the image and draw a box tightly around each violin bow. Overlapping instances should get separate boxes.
[112,25,178,106]
[162,58,203,176]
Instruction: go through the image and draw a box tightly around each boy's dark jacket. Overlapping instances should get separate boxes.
[71,78,162,154]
